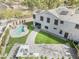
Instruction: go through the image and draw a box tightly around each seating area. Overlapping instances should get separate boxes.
[11,44,76,59]
[10,24,29,38]
[9,19,26,29]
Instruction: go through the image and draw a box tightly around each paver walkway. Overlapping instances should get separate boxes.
[6,44,20,59]
[25,29,40,44]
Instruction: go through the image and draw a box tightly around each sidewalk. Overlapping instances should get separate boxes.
[6,44,20,59]
[25,29,40,44]
[1,34,10,55]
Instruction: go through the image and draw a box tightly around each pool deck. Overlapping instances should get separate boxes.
[10,25,29,38]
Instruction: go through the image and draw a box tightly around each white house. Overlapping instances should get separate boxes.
[33,6,79,43]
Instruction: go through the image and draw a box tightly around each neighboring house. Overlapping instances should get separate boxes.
[33,6,79,43]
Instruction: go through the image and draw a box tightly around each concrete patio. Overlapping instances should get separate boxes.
[7,44,78,59]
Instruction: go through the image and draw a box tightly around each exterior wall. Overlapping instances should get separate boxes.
[33,12,79,42]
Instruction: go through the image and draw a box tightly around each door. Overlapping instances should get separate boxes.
[64,32,69,39]
[35,22,41,29]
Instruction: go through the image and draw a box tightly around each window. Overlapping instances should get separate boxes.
[40,16,43,21]
[47,18,50,23]
[33,14,35,19]
[45,26,48,29]
[59,30,62,34]
[75,24,79,29]
[60,21,64,24]
[54,19,58,25]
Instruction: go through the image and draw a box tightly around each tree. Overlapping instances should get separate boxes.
[21,0,34,10]
[21,0,62,10]
[64,0,76,7]
[0,0,5,2]
[75,0,79,7]
[27,0,35,10]
[40,0,61,9]
[21,0,27,6]
[62,56,64,59]
[68,57,71,59]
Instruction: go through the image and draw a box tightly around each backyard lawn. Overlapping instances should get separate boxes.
[35,31,66,44]
[5,35,28,54]
[5,21,34,54]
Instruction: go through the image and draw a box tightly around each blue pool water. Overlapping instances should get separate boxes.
[15,25,24,34]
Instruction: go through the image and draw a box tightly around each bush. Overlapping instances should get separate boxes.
[62,56,64,59]
[68,57,71,59]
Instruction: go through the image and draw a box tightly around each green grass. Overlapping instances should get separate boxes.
[35,31,66,44]
[18,57,41,59]
[3,29,9,40]
[65,40,75,48]
[1,29,9,45]
[35,31,75,47]
[5,34,28,54]
[0,28,9,54]
[1,57,6,59]
[25,21,34,32]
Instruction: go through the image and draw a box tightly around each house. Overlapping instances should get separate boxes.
[33,6,79,43]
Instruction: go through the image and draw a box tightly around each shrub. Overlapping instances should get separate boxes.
[62,56,64,59]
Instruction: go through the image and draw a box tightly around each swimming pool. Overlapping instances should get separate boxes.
[15,25,24,35]
[10,24,29,38]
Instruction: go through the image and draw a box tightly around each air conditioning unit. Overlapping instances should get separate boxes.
[75,8,79,14]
